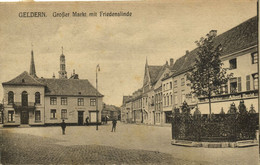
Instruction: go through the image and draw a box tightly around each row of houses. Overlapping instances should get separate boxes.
[1,48,104,126]
[121,16,258,125]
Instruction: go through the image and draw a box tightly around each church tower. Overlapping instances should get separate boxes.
[58,46,67,79]
[29,45,37,78]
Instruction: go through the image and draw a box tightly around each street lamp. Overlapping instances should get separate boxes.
[96,64,100,130]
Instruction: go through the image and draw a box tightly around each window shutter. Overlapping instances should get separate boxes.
[246,75,250,91]
[238,77,242,92]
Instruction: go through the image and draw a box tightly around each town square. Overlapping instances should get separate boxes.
[0,1,259,164]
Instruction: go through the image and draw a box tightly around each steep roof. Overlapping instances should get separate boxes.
[122,96,132,105]
[2,71,44,86]
[148,65,163,84]
[38,78,103,97]
[172,16,258,77]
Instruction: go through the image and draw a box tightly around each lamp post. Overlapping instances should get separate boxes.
[96,64,100,130]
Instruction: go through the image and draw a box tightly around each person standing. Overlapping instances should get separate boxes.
[85,116,89,126]
[111,119,117,132]
[61,119,66,135]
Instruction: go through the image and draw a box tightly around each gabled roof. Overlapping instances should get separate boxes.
[38,78,103,97]
[148,65,163,84]
[2,71,45,86]
[171,16,258,77]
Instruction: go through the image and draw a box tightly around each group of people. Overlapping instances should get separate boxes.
[60,117,118,135]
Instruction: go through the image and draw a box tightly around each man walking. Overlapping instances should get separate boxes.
[111,119,117,132]
[85,116,89,126]
[61,119,66,135]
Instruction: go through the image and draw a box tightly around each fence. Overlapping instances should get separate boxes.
[172,100,258,142]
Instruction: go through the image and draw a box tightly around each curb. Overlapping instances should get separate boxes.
[171,139,258,148]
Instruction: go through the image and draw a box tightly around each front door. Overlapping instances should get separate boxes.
[21,111,29,124]
[78,111,84,125]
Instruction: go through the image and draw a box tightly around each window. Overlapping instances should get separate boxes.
[181,90,185,103]
[167,95,169,106]
[174,93,178,105]
[164,96,166,106]
[252,73,258,90]
[251,52,258,64]
[90,99,96,106]
[221,83,228,94]
[78,98,84,106]
[21,91,28,106]
[61,97,67,105]
[61,109,67,119]
[163,84,165,91]
[229,58,237,70]
[50,109,56,119]
[35,92,40,104]
[174,80,177,88]
[50,97,57,105]
[230,77,241,93]
[170,94,172,105]
[181,78,185,86]
[170,82,172,89]
[246,75,250,91]
[8,91,14,104]
[35,111,41,121]
[8,111,14,122]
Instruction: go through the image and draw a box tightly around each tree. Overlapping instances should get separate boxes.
[188,31,231,115]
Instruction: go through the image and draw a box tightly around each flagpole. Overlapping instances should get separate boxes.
[96,65,99,131]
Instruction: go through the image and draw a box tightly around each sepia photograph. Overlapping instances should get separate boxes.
[0,0,259,164]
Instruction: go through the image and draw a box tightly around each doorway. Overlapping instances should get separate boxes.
[78,111,84,125]
[21,110,29,124]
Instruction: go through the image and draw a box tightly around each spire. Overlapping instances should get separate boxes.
[59,46,67,79]
[29,44,37,78]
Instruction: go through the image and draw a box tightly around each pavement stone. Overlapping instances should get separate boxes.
[0,121,258,164]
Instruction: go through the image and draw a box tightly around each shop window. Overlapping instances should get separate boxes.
[229,58,237,70]
[8,91,14,104]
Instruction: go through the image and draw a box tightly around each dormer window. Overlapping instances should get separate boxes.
[22,79,25,83]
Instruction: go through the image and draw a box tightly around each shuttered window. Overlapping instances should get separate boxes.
[246,75,250,91]
[238,77,241,92]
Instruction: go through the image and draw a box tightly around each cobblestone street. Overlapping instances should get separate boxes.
[0,122,258,164]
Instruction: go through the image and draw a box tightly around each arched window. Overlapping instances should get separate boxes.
[8,91,14,104]
[22,91,28,106]
[35,92,40,104]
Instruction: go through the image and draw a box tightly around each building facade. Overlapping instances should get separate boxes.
[2,49,103,126]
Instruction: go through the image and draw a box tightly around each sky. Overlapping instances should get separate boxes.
[0,0,257,106]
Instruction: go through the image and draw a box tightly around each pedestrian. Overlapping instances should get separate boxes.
[85,116,89,126]
[111,119,117,132]
[105,115,109,124]
[61,119,66,135]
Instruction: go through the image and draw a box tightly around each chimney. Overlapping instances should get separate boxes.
[185,50,189,55]
[209,30,217,37]
[170,58,174,66]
